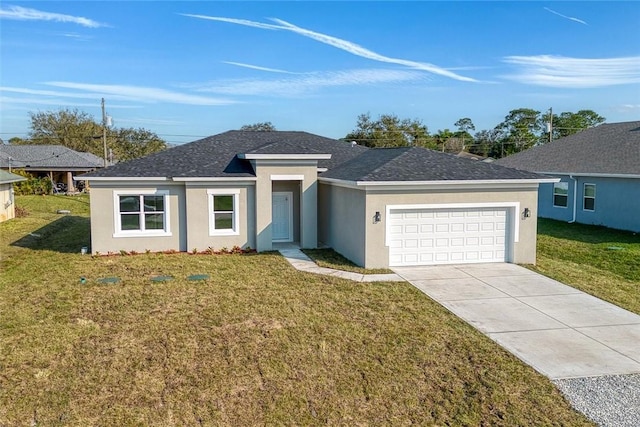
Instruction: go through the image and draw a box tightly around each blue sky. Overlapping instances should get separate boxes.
[1,1,639,145]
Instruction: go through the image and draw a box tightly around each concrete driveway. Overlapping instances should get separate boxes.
[393,263,640,379]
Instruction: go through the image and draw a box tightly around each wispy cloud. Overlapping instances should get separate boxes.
[223,61,300,74]
[544,7,588,25]
[182,14,477,83]
[191,68,427,97]
[45,82,237,105]
[503,55,640,88]
[0,5,107,28]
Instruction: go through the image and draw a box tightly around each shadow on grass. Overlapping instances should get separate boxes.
[538,218,640,245]
[11,215,90,253]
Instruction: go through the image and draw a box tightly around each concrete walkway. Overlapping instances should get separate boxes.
[278,248,403,282]
[393,263,640,379]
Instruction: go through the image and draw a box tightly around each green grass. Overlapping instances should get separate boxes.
[0,196,592,425]
[302,248,394,274]
[532,218,640,314]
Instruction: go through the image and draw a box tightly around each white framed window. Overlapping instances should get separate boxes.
[553,182,568,208]
[583,183,596,211]
[113,190,171,237]
[207,189,240,236]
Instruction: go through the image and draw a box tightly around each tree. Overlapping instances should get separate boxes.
[344,113,433,148]
[25,109,103,154]
[13,108,167,162]
[550,110,605,140]
[494,108,543,156]
[473,129,501,158]
[454,117,476,152]
[240,122,276,131]
[110,128,166,162]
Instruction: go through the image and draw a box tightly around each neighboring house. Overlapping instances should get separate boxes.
[0,169,26,222]
[80,131,555,268]
[0,145,106,192]
[495,121,640,233]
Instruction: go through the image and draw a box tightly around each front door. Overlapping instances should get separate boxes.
[272,192,293,242]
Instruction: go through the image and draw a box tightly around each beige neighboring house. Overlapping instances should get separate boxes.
[0,170,26,222]
[79,131,556,268]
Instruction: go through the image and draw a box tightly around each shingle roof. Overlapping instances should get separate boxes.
[0,169,26,184]
[82,131,368,178]
[320,146,546,181]
[0,145,105,169]
[80,130,547,182]
[495,121,640,175]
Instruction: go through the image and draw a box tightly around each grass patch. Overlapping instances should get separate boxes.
[533,218,640,314]
[0,197,592,425]
[302,248,394,274]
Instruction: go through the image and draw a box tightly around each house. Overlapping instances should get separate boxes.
[0,145,106,192]
[79,131,555,268]
[495,121,640,233]
[0,170,26,222]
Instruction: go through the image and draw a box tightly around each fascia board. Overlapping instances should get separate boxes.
[239,153,332,160]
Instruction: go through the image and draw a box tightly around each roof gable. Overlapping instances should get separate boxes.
[495,121,640,175]
[82,131,367,178]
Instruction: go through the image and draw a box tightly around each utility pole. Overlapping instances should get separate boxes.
[102,98,108,167]
[548,107,553,143]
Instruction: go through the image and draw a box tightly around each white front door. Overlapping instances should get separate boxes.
[272,192,293,242]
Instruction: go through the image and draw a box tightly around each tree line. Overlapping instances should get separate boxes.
[343,108,605,158]
[7,109,167,163]
[6,108,605,163]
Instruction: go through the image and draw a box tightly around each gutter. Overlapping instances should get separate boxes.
[569,175,577,223]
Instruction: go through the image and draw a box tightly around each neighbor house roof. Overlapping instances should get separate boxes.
[80,130,549,183]
[495,121,640,176]
[0,169,26,184]
[81,131,368,178]
[0,145,105,170]
[319,146,545,182]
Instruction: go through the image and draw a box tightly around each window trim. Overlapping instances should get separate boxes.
[552,181,569,208]
[113,189,171,237]
[583,183,596,212]
[207,189,240,236]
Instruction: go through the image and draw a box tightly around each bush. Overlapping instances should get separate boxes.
[12,170,53,195]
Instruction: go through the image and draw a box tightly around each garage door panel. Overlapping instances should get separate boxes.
[388,207,510,266]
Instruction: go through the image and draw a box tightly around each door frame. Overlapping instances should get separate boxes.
[272,191,294,242]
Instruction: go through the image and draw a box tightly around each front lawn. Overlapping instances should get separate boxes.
[0,196,591,425]
[533,219,640,314]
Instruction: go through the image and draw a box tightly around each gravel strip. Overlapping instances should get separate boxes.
[553,374,640,427]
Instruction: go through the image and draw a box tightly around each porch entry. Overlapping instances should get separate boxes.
[272,192,293,242]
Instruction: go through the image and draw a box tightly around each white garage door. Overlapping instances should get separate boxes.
[388,207,509,266]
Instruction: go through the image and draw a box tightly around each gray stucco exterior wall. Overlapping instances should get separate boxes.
[318,183,367,266]
[538,175,640,232]
[89,182,187,254]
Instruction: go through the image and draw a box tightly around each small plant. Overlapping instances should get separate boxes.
[220,247,229,254]
[119,250,128,256]
[231,245,243,254]
[15,205,29,218]
[192,248,198,255]
[145,249,151,255]
[129,250,138,256]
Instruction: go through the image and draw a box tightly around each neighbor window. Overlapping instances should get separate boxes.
[208,189,240,235]
[553,182,568,207]
[583,183,596,211]
[114,190,170,236]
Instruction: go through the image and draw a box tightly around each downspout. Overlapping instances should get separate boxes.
[568,175,577,223]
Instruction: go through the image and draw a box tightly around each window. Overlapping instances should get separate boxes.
[553,182,568,207]
[114,190,170,236]
[208,189,240,235]
[583,183,596,211]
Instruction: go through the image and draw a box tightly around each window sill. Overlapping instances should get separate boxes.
[113,231,173,238]
[209,230,240,237]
